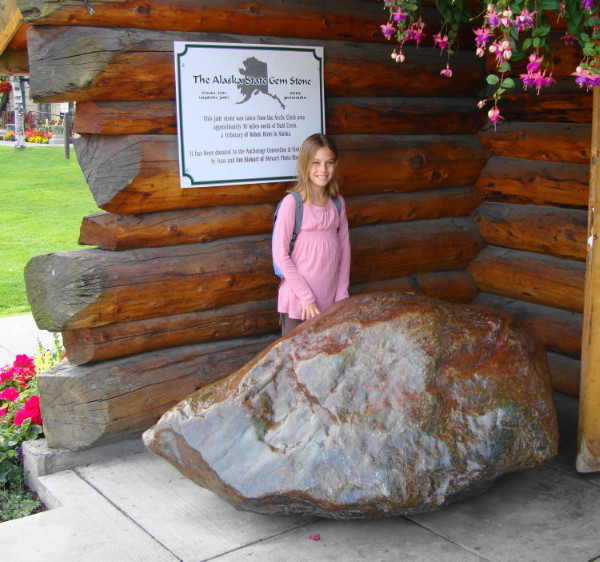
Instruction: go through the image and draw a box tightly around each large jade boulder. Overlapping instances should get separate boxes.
[144,292,558,519]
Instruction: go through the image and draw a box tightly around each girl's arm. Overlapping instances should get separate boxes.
[272,194,317,307]
[335,195,351,302]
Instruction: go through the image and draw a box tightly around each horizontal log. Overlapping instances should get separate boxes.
[0,0,22,53]
[18,0,390,44]
[547,351,580,397]
[475,156,590,208]
[39,334,277,450]
[62,269,479,364]
[326,97,479,135]
[27,219,483,331]
[473,202,587,262]
[79,187,481,250]
[472,292,582,357]
[495,92,593,124]
[477,123,591,165]
[468,245,585,313]
[73,97,481,136]
[62,299,279,365]
[75,134,489,214]
[26,25,484,103]
[73,100,177,135]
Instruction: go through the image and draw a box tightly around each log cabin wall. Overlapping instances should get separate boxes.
[468,40,593,397]
[19,0,490,450]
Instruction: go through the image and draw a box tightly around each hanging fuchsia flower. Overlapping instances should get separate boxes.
[440,63,453,77]
[488,107,504,130]
[393,8,408,22]
[582,0,595,11]
[573,66,600,89]
[485,6,500,27]
[526,53,543,72]
[500,8,513,26]
[433,33,450,51]
[405,19,426,45]
[514,8,536,31]
[474,27,493,48]
[381,22,396,39]
[561,33,576,45]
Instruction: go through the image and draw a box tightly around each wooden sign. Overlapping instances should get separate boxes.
[174,42,325,187]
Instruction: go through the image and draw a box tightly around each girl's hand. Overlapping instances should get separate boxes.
[302,302,320,320]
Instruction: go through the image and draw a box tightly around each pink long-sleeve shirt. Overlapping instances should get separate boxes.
[273,193,351,320]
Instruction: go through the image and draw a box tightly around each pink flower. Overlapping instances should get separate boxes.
[561,33,576,45]
[440,64,453,77]
[488,107,504,130]
[393,9,408,22]
[381,22,396,39]
[0,387,20,402]
[1,368,14,384]
[473,27,493,47]
[25,395,40,410]
[0,407,6,418]
[433,33,449,51]
[526,53,543,73]
[514,8,536,31]
[307,534,321,541]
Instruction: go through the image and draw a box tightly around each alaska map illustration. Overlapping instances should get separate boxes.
[237,56,285,109]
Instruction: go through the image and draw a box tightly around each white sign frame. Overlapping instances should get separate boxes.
[174,42,325,188]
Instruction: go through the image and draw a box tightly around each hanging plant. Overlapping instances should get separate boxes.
[380,0,600,128]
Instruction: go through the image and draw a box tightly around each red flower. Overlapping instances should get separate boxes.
[0,387,20,402]
[1,368,14,384]
[14,396,42,426]
[0,407,6,417]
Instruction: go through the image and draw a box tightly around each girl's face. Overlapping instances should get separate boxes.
[308,146,337,190]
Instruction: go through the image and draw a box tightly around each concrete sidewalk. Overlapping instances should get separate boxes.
[0,313,57,367]
[2,398,600,561]
[1,314,600,561]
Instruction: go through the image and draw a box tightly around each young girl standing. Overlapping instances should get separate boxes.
[272,133,351,335]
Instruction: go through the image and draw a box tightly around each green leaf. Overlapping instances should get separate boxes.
[498,61,512,73]
[540,0,561,9]
[502,77,515,89]
[522,38,533,51]
[486,74,500,85]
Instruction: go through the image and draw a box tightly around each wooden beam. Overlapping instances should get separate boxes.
[495,92,593,124]
[78,187,480,250]
[17,0,389,45]
[26,219,483,331]
[468,245,586,313]
[477,122,591,165]
[0,0,23,55]
[62,269,480,365]
[74,134,488,215]
[473,202,587,262]
[26,25,484,103]
[73,97,481,137]
[39,334,277,450]
[475,156,590,208]
[578,87,600,473]
[472,292,582,358]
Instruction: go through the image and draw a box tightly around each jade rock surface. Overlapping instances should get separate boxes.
[143,292,559,519]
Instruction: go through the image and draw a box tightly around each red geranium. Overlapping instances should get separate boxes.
[0,80,12,94]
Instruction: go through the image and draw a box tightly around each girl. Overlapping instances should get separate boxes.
[272,133,351,336]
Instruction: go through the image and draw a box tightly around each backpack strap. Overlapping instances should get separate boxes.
[288,191,304,256]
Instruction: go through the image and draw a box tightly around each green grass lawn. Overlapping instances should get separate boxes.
[0,145,99,317]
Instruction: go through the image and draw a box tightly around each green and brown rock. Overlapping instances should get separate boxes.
[144,292,559,519]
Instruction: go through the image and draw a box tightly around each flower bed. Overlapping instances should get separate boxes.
[0,337,64,521]
[24,129,53,144]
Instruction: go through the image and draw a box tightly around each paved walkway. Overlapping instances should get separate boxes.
[1,314,600,561]
[0,313,57,367]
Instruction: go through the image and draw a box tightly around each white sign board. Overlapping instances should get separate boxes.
[174,42,325,188]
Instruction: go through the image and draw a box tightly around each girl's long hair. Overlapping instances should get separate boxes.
[289,133,340,205]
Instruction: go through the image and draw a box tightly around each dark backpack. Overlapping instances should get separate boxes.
[272,192,341,278]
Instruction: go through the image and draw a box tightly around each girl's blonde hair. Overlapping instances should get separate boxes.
[289,133,340,205]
